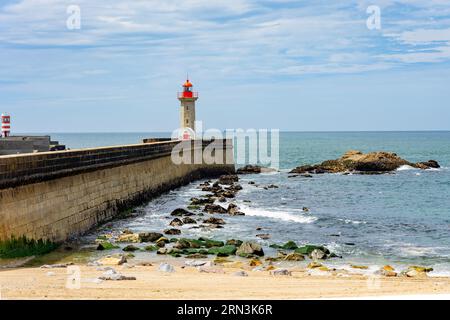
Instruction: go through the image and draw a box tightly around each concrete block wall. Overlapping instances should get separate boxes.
[0,140,234,242]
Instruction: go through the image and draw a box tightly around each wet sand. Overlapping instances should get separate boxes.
[1,264,450,300]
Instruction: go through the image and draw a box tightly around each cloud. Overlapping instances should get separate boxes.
[1,0,450,82]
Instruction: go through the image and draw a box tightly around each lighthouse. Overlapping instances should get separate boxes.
[1,113,11,138]
[177,78,198,138]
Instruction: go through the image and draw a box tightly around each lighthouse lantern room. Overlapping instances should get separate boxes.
[178,79,198,135]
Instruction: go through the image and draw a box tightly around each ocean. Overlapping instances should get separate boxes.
[26,131,450,275]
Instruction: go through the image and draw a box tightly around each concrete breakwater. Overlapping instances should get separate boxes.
[0,139,234,242]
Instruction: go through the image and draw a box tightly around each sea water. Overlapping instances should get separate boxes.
[25,131,450,275]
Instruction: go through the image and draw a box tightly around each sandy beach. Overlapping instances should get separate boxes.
[1,263,450,300]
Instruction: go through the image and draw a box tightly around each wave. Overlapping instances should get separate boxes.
[337,218,367,225]
[239,205,317,224]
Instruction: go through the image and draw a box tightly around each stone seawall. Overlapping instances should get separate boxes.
[0,140,234,242]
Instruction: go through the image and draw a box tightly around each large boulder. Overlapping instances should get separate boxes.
[290,150,440,174]
[236,241,264,257]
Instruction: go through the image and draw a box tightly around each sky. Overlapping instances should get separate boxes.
[1,0,450,132]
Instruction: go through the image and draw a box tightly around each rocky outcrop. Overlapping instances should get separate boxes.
[290,150,440,174]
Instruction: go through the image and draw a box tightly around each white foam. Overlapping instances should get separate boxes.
[396,165,417,171]
[338,218,366,225]
[240,205,317,224]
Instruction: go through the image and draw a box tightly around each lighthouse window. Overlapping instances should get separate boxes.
[186,119,189,124]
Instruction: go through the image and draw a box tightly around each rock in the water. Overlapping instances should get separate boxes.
[290,150,440,174]
[144,245,158,251]
[204,204,228,214]
[295,245,333,259]
[157,248,168,255]
[403,266,433,277]
[284,253,305,261]
[164,228,181,235]
[226,239,243,247]
[237,165,276,174]
[256,234,271,240]
[218,174,239,185]
[208,245,237,256]
[96,242,119,251]
[282,241,298,250]
[182,217,197,224]
[122,245,139,252]
[236,241,264,257]
[190,197,215,205]
[155,237,169,247]
[138,232,163,243]
[310,249,327,260]
[203,217,226,225]
[117,233,140,243]
[227,203,245,216]
[415,160,440,169]
[237,165,262,174]
[173,239,190,249]
[171,208,194,217]
[158,263,175,273]
[377,265,397,277]
[169,218,184,227]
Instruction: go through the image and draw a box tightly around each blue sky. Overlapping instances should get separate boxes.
[1,0,450,132]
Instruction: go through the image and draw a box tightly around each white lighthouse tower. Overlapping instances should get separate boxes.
[177,78,198,139]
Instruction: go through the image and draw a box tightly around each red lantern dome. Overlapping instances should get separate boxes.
[183,79,193,88]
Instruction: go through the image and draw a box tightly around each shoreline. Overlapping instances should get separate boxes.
[1,262,450,300]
